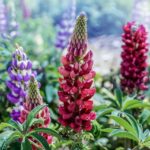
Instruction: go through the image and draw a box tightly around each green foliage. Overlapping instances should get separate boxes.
[0,105,61,150]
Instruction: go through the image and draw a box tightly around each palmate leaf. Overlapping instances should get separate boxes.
[110,129,138,142]
[24,104,47,131]
[29,133,50,150]
[110,115,136,135]
[21,138,32,150]
[29,128,62,139]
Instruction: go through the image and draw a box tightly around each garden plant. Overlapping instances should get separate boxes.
[0,0,150,150]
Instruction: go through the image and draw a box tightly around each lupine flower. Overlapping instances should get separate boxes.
[0,0,7,35]
[120,22,148,94]
[8,4,19,39]
[0,0,19,39]
[19,76,52,149]
[58,12,96,132]
[20,0,31,19]
[7,45,33,121]
[55,0,76,50]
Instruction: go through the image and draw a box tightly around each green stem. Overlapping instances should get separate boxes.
[29,139,44,150]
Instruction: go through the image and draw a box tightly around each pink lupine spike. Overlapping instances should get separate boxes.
[58,12,96,132]
[120,22,149,95]
[19,76,52,149]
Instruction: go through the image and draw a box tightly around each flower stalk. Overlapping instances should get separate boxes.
[58,12,96,132]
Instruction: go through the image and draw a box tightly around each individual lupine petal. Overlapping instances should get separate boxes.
[19,76,52,146]
[10,109,20,121]
[26,60,32,69]
[81,88,96,100]
[120,22,149,95]
[7,93,20,103]
[58,12,96,132]
[7,46,33,121]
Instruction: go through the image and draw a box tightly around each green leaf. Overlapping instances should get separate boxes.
[28,118,44,128]
[139,109,150,124]
[21,138,32,150]
[143,140,150,148]
[24,104,47,131]
[0,130,14,148]
[97,107,114,118]
[123,100,150,110]
[29,128,62,139]
[101,128,115,133]
[110,129,138,142]
[9,119,23,132]
[124,113,140,138]
[115,87,123,108]
[101,88,115,100]
[2,131,22,149]
[0,123,18,131]
[45,85,53,103]
[110,115,136,134]
[29,133,50,150]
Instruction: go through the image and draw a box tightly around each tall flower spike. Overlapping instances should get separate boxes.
[20,0,31,19]
[7,45,33,121]
[120,22,148,95]
[0,0,7,35]
[58,12,96,132]
[19,76,52,149]
[55,0,76,50]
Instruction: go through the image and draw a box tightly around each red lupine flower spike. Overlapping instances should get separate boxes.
[19,76,52,149]
[120,22,149,95]
[58,12,96,132]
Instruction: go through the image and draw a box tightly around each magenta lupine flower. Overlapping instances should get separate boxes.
[55,0,76,50]
[19,76,52,149]
[7,45,33,121]
[0,0,7,35]
[58,12,96,132]
[20,0,31,19]
[120,22,149,94]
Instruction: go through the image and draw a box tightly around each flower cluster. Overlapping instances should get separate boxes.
[120,22,148,94]
[0,0,19,39]
[58,12,96,132]
[20,0,31,19]
[55,0,76,50]
[7,45,33,121]
[19,76,52,149]
[0,0,7,35]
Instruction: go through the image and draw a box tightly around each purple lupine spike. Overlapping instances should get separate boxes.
[20,0,31,19]
[0,0,7,35]
[55,0,76,50]
[8,4,19,39]
[7,45,33,121]
[0,0,19,39]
